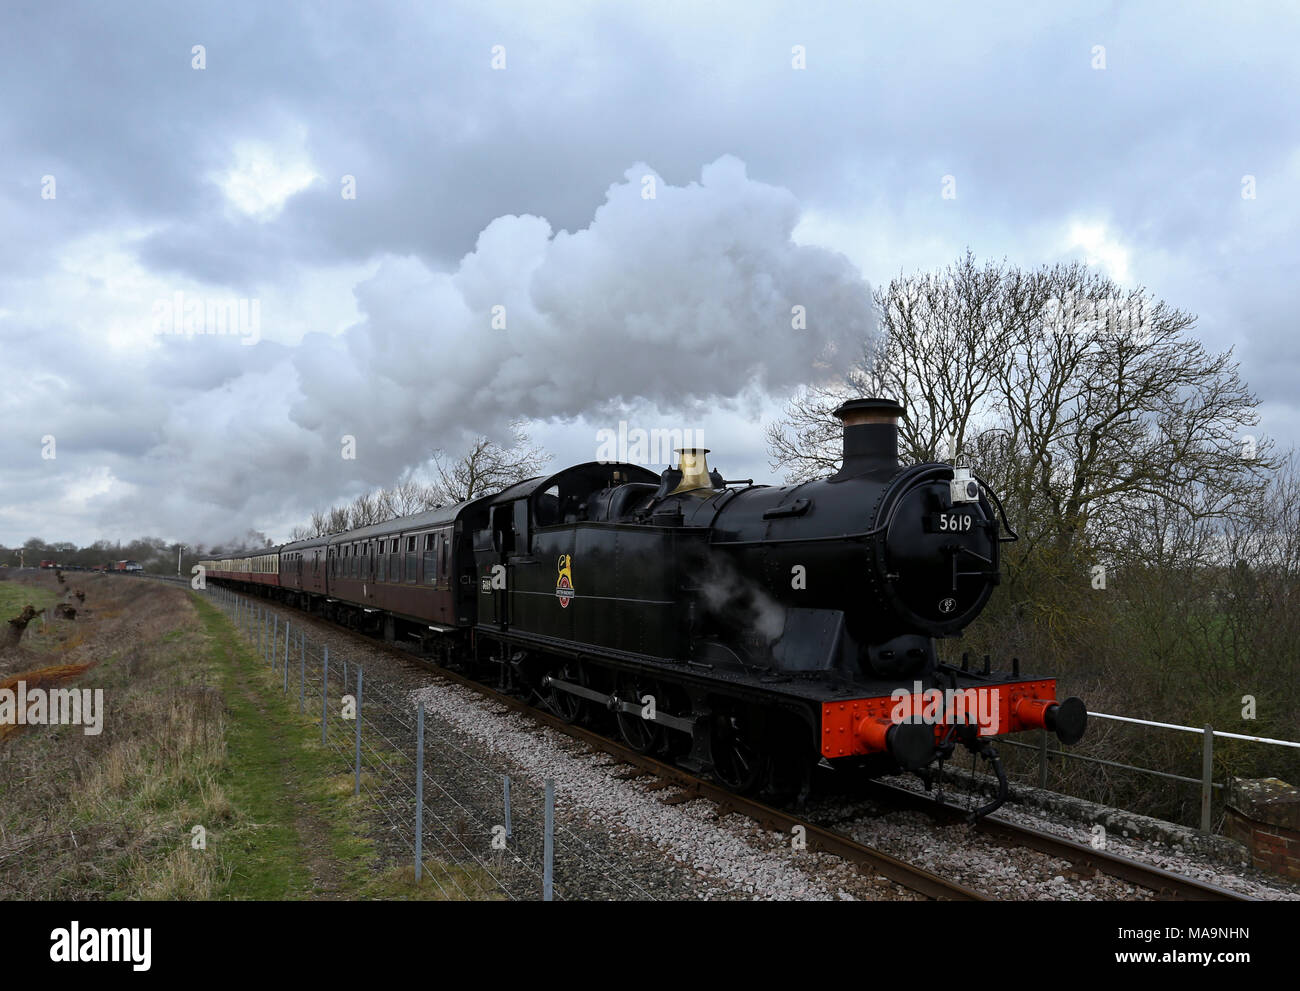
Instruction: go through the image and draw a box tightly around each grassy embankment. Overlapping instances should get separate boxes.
[0,576,482,899]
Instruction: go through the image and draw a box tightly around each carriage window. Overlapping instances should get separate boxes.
[440,531,450,582]
[407,536,416,552]
[424,533,434,551]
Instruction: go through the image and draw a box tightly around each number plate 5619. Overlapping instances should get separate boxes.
[930,512,974,533]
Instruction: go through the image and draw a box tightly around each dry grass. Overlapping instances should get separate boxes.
[0,574,234,899]
[0,662,96,743]
[1,572,494,901]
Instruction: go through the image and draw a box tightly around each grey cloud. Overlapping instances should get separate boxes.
[2,0,1298,545]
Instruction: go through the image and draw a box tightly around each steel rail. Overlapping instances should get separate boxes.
[397,651,988,902]
[860,779,1256,902]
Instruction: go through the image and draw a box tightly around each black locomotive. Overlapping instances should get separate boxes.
[205,397,1086,813]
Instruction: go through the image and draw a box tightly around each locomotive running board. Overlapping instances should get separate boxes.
[542,676,697,735]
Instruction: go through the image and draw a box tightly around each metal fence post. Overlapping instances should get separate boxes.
[1038,729,1048,790]
[299,632,306,713]
[543,778,554,901]
[503,775,513,840]
[284,621,290,693]
[354,667,363,797]
[1201,724,1214,833]
[321,645,329,746]
[415,702,424,882]
[273,615,279,670]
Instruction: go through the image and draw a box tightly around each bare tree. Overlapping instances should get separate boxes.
[293,423,551,540]
[349,491,383,529]
[326,505,350,534]
[387,478,432,517]
[768,254,1274,558]
[764,381,857,482]
[429,421,551,504]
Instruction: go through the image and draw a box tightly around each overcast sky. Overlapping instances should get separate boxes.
[3,1,1297,548]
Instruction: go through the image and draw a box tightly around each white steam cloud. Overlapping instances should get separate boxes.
[292,156,873,472]
[123,156,877,536]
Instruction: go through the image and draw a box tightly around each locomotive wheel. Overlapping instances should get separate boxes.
[710,708,766,794]
[548,660,587,724]
[764,743,811,807]
[614,674,663,754]
[762,717,813,806]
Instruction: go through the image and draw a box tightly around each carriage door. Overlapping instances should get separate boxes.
[490,504,515,628]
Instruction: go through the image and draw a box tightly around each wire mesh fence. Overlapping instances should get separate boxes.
[185,577,1300,849]
[203,584,659,900]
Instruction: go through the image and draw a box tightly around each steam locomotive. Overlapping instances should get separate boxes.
[202,397,1086,814]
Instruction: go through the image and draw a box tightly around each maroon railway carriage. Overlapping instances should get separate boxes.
[278,535,328,602]
[317,502,485,637]
[203,500,490,645]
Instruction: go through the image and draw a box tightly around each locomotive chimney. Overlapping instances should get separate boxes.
[831,397,903,480]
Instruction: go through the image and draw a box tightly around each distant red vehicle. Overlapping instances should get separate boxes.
[39,560,56,569]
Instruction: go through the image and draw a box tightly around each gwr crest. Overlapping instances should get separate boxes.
[556,554,575,607]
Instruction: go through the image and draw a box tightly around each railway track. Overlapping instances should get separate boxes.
[860,778,1254,902]
[396,646,1254,902]
[398,648,988,901]
[162,577,1256,902]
